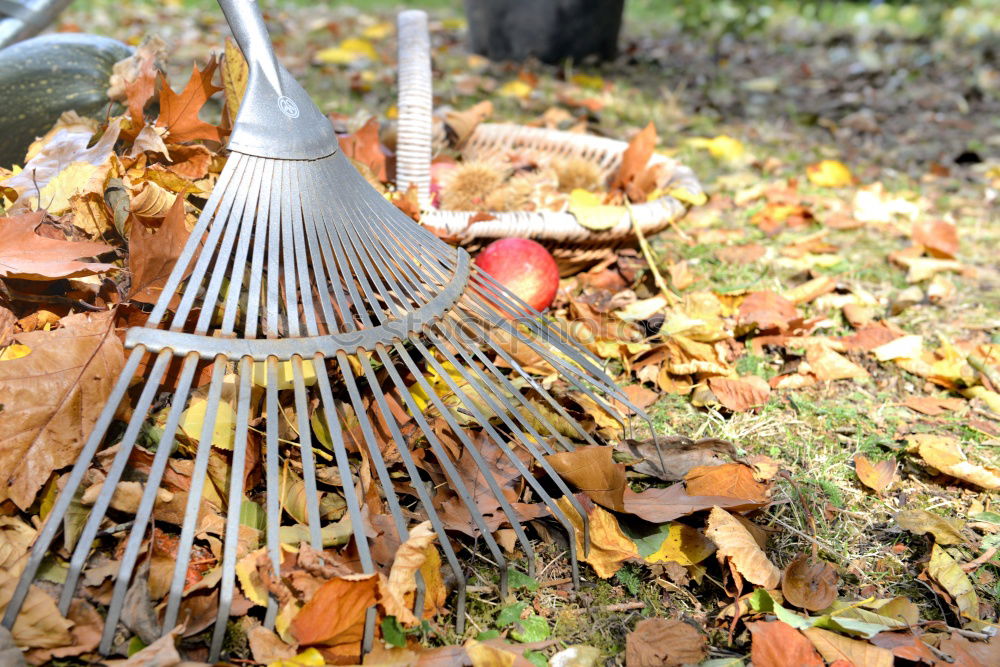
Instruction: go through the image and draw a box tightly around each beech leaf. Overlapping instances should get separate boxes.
[896,509,966,545]
[781,554,839,611]
[555,494,637,578]
[544,446,626,511]
[853,455,898,495]
[290,574,378,646]
[623,483,767,523]
[802,627,893,667]
[705,506,780,588]
[748,621,824,667]
[625,618,707,667]
[907,433,1000,490]
[0,211,114,280]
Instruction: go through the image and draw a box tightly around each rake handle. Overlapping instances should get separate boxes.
[217,0,283,92]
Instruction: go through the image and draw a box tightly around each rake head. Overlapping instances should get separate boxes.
[3,1,651,661]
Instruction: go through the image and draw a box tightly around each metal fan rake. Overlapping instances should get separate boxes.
[2,2,651,661]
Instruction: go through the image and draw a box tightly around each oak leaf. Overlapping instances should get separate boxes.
[156,56,223,143]
[0,211,114,280]
[748,620,824,667]
[705,506,780,588]
[0,311,125,509]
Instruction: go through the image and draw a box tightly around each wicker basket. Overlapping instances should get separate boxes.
[394,11,703,275]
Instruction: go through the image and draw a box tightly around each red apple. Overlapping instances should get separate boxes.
[474,238,560,312]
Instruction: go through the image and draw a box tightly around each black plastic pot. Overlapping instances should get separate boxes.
[464,0,625,64]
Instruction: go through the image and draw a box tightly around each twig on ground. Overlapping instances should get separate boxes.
[961,547,997,573]
[598,601,645,613]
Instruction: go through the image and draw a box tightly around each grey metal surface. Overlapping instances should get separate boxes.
[0,0,73,49]
[2,1,655,662]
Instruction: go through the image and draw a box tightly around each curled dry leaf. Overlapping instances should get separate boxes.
[0,311,125,509]
[853,455,898,495]
[554,495,637,578]
[907,434,1000,490]
[685,463,771,504]
[624,618,707,667]
[895,509,966,545]
[705,506,781,589]
[747,621,824,667]
[803,627,893,667]
[128,190,191,304]
[781,554,839,612]
[911,219,958,259]
[927,544,980,622]
[544,445,626,511]
[614,435,736,482]
[380,521,436,626]
[806,346,869,381]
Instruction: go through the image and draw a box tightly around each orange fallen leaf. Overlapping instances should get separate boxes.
[748,621,824,667]
[705,506,780,588]
[686,463,771,503]
[156,55,223,143]
[610,121,658,202]
[902,396,964,416]
[854,455,898,495]
[707,376,771,411]
[290,574,378,647]
[623,484,767,524]
[911,219,958,259]
[907,434,1000,490]
[806,346,869,381]
[545,446,626,512]
[738,291,800,332]
[338,117,388,182]
[128,190,191,305]
[0,211,114,280]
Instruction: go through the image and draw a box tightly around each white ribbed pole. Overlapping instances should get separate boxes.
[395,10,433,211]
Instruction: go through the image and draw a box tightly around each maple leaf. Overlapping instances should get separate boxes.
[338,117,388,182]
[0,211,115,280]
[0,311,125,509]
[156,56,223,143]
[128,190,192,304]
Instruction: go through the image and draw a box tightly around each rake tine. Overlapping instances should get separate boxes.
[242,158,273,338]
[425,323,591,565]
[263,357,280,629]
[335,352,427,626]
[59,349,174,613]
[265,159,283,336]
[220,157,265,332]
[411,334,582,583]
[100,352,201,653]
[359,354,468,633]
[375,346,510,596]
[0,346,146,629]
[312,361,377,652]
[163,358,228,631]
[146,153,242,328]
[392,341,537,580]
[169,154,250,330]
[209,358,253,661]
[290,357,322,549]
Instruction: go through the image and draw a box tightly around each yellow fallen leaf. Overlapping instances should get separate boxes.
[314,37,378,65]
[687,135,745,161]
[0,344,31,361]
[179,395,237,450]
[570,73,605,90]
[267,647,326,667]
[705,506,780,588]
[803,627,893,667]
[907,433,1000,490]
[251,359,317,390]
[555,496,637,578]
[663,186,707,206]
[568,188,625,230]
[361,21,393,40]
[497,79,534,99]
[645,522,715,566]
[806,159,854,187]
[236,547,270,607]
[465,639,516,667]
[872,334,923,362]
[928,544,980,621]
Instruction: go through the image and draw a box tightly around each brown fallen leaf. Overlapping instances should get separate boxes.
[290,573,378,647]
[869,631,940,664]
[938,631,1000,666]
[621,384,658,412]
[23,599,102,663]
[555,494,637,578]
[622,483,767,524]
[907,434,1000,490]
[610,121,658,203]
[128,191,191,304]
[685,463,771,504]
[247,625,296,663]
[781,554,839,611]
[0,311,125,509]
[896,509,966,545]
[444,100,493,147]
[0,211,114,280]
[783,275,837,305]
[705,506,780,589]
[738,291,800,332]
[625,618,707,667]
[379,521,435,627]
[706,375,771,411]
[614,436,736,482]
[854,455,898,495]
[339,117,388,182]
[803,627,893,667]
[544,446,626,511]
[748,620,824,667]
[927,544,979,622]
[807,346,869,381]
[902,396,964,416]
[156,55,224,143]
